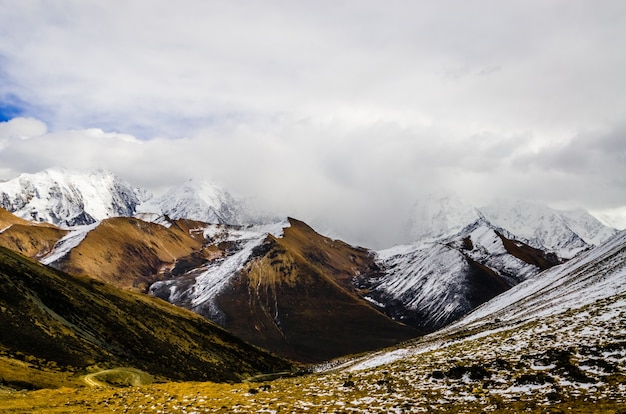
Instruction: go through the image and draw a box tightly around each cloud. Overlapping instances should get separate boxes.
[0,117,47,139]
[1,1,626,247]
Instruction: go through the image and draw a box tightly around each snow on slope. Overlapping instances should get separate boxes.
[366,220,543,331]
[150,220,290,321]
[453,220,542,282]
[40,222,100,265]
[0,168,149,227]
[371,242,473,328]
[344,229,626,372]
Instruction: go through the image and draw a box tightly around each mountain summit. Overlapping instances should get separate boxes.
[410,194,617,258]
[137,178,252,225]
[0,168,149,227]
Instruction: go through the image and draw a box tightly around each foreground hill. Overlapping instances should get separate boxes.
[0,247,292,390]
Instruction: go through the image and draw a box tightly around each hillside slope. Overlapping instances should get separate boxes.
[152,218,420,362]
[44,217,206,290]
[0,208,67,259]
[0,247,292,390]
[360,219,560,332]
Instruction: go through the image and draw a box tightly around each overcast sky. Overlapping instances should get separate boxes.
[1,1,626,248]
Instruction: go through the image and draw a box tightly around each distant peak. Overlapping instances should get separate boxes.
[410,192,481,242]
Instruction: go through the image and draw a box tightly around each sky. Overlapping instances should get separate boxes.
[1,0,626,248]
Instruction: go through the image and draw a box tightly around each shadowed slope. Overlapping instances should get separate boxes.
[0,247,293,390]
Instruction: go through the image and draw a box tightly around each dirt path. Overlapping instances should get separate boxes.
[83,368,151,387]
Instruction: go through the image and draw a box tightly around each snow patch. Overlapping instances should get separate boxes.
[41,222,100,265]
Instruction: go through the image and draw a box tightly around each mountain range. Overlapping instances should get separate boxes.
[0,167,624,411]
[0,168,620,358]
[0,168,257,228]
[1,214,624,411]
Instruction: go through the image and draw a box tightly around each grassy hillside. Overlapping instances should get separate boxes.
[0,246,293,390]
[52,217,205,290]
[0,290,623,412]
[0,208,66,259]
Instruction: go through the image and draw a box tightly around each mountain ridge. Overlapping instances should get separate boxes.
[152,218,420,362]
[410,193,617,258]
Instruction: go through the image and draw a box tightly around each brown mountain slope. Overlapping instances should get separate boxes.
[0,246,293,390]
[0,224,67,259]
[0,207,31,227]
[51,217,206,290]
[199,219,420,362]
[0,208,67,259]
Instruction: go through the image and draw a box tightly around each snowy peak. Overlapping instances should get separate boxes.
[409,193,617,258]
[559,208,619,246]
[480,198,617,257]
[138,179,252,225]
[365,218,555,331]
[409,192,482,241]
[0,168,150,227]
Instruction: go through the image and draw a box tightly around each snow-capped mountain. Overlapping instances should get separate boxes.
[410,194,617,258]
[359,218,559,331]
[0,169,264,228]
[345,229,626,373]
[136,179,252,225]
[0,168,150,227]
[480,198,616,258]
[447,229,626,332]
[381,194,616,331]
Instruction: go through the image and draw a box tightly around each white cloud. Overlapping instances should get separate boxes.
[0,117,47,139]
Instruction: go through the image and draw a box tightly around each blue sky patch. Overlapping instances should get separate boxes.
[0,100,25,122]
